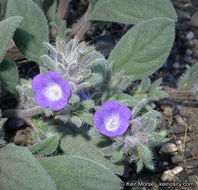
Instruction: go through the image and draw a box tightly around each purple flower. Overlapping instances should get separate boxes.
[32,71,70,111]
[94,101,131,137]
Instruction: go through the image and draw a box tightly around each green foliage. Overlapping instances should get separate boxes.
[90,0,177,24]
[178,64,198,90]
[47,121,123,175]
[0,111,7,146]
[0,0,7,20]
[134,77,168,102]
[6,0,49,64]
[28,134,59,155]
[90,106,168,173]
[0,144,57,190]
[40,155,121,190]
[0,16,22,63]
[34,0,57,21]
[107,18,175,79]
[0,59,18,93]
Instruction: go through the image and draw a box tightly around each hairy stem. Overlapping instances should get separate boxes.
[2,107,44,118]
[72,3,93,39]
[57,0,71,20]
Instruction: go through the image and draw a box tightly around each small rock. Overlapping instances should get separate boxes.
[161,170,175,181]
[162,161,169,166]
[173,62,180,69]
[171,155,183,164]
[175,115,188,127]
[186,49,192,55]
[160,143,177,153]
[172,166,183,175]
[169,125,186,134]
[186,32,194,40]
[13,127,34,146]
[162,106,173,117]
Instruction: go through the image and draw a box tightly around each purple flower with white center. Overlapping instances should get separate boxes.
[94,101,131,137]
[32,71,70,111]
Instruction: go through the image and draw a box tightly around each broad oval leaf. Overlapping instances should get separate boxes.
[0,59,18,93]
[107,18,175,80]
[0,144,57,190]
[47,121,123,175]
[0,16,23,63]
[40,155,121,190]
[6,0,49,64]
[28,134,59,155]
[90,0,177,24]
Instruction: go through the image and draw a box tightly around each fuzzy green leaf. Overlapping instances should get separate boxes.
[149,78,162,90]
[139,77,151,92]
[28,134,59,155]
[0,16,22,64]
[75,100,95,111]
[40,55,57,70]
[82,73,103,87]
[68,93,80,104]
[141,145,154,170]
[0,144,57,190]
[48,122,123,175]
[70,116,82,128]
[40,155,120,190]
[0,59,18,93]
[6,0,49,64]
[101,146,116,156]
[107,18,175,80]
[90,0,177,24]
[111,151,123,163]
[149,89,168,101]
[76,112,94,126]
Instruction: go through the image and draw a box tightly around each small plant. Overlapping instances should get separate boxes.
[178,63,198,99]
[0,0,177,189]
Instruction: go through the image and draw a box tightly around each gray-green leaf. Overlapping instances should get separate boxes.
[90,0,177,24]
[0,144,57,190]
[28,134,59,155]
[48,122,123,174]
[0,16,23,63]
[40,155,121,190]
[6,0,49,64]
[107,18,175,80]
[0,59,18,93]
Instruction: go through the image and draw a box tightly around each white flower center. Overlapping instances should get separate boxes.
[105,115,120,132]
[44,83,63,101]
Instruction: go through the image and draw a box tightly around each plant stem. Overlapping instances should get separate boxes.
[72,3,93,39]
[2,107,44,118]
[57,0,71,20]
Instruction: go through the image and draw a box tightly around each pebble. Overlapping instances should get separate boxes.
[160,143,177,154]
[175,115,188,127]
[173,62,180,69]
[171,155,183,164]
[13,127,34,146]
[161,167,183,181]
[172,166,183,175]
[186,32,194,40]
[161,170,175,181]
[162,106,173,117]
[169,125,186,134]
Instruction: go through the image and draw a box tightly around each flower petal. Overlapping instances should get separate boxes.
[32,74,47,92]
[94,110,105,127]
[48,98,68,111]
[118,106,131,120]
[34,91,49,107]
[101,100,120,112]
[60,80,71,100]
[46,71,63,83]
